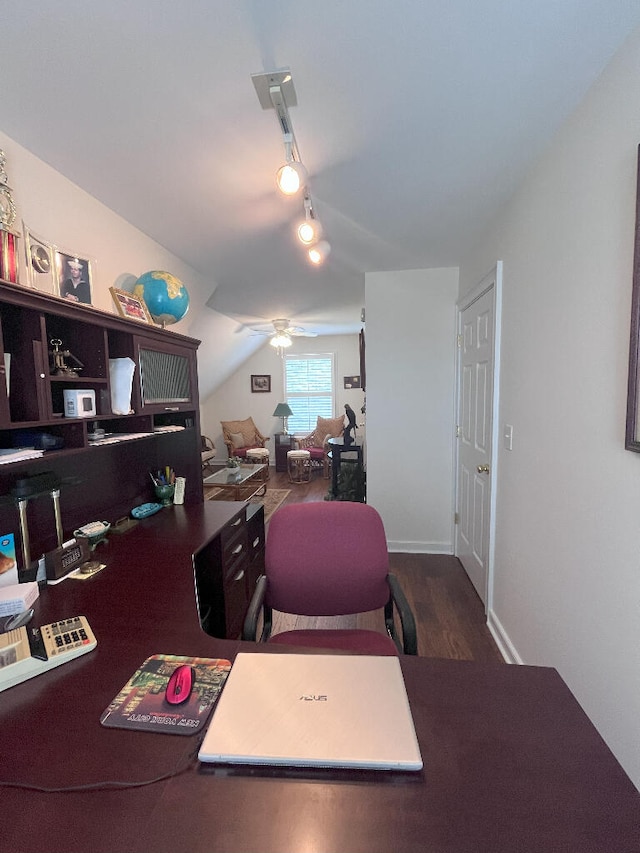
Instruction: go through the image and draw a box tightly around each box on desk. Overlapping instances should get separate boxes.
[0,582,39,617]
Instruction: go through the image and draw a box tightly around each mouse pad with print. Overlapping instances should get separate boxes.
[100,654,231,735]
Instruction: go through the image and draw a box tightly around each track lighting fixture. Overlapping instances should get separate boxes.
[296,195,323,245]
[276,134,308,196]
[308,240,331,265]
[252,68,331,266]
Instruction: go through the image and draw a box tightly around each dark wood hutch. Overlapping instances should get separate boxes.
[0,277,203,568]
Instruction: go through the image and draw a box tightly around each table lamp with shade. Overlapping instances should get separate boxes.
[273,402,293,434]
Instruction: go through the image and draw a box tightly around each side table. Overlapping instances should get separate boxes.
[327,437,363,499]
[275,433,293,472]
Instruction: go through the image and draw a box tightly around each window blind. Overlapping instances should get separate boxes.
[284,354,334,434]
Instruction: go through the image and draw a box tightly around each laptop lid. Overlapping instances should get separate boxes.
[198,653,423,771]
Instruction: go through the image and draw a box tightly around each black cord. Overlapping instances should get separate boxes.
[0,747,199,794]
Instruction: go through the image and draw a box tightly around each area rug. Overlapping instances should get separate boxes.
[204,486,291,522]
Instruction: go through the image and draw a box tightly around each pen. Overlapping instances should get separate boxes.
[149,471,158,486]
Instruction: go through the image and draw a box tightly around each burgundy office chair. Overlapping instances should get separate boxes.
[243,502,417,655]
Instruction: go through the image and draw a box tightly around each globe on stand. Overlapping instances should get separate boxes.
[134,271,190,327]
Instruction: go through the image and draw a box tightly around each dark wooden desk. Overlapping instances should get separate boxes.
[1,503,638,853]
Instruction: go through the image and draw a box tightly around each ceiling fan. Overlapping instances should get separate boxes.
[250,318,318,349]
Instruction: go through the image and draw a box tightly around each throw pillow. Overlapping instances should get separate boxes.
[316,415,345,440]
[230,431,245,450]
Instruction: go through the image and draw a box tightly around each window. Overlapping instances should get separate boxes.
[284,353,334,434]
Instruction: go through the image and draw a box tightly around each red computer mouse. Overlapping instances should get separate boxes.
[165,664,196,705]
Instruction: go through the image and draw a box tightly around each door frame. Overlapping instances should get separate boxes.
[454,261,503,614]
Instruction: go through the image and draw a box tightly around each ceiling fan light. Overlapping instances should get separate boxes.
[276,161,307,195]
[308,240,331,265]
[297,218,322,245]
[270,332,292,349]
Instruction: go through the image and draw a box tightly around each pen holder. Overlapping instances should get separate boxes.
[154,484,175,506]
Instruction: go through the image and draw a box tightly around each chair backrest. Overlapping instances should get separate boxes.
[221,417,259,444]
[265,502,390,616]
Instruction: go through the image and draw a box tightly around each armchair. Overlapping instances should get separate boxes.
[220,417,270,460]
[294,414,345,478]
[201,435,217,476]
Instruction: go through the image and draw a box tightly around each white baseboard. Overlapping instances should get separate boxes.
[387,541,453,554]
[487,609,523,664]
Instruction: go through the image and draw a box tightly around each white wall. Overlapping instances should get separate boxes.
[0,129,260,400]
[459,27,640,789]
[365,268,459,552]
[200,334,364,458]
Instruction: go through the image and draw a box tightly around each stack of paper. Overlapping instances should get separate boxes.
[0,448,44,465]
[88,432,154,446]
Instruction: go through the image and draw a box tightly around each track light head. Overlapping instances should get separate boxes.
[296,195,322,244]
[297,219,322,245]
[276,160,307,195]
[308,240,331,265]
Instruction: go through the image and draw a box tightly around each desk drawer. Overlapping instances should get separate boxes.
[220,511,245,549]
[224,549,249,638]
[222,524,247,568]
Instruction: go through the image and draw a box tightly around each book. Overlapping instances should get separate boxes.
[0,534,18,590]
[100,654,231,736]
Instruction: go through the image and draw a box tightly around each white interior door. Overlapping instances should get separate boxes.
[455,272,498,607]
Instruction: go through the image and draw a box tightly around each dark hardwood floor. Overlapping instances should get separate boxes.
[260,469,504,663]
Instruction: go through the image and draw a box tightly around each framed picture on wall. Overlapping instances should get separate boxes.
[344,375,361,389]
[251,374,271,393]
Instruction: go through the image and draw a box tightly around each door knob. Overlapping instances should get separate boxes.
[476,464,490,474]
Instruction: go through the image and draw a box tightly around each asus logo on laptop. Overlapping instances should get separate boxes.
[299,694,328,701]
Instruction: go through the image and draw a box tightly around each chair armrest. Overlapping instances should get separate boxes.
[387,573,418,655]
[223,439,234,458]
[242,574,268,641]
[297,431,318,450]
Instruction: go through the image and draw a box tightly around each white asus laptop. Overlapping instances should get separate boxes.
[198,653,423,771]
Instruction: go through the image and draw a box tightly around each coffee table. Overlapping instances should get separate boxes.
[203,464,267,501]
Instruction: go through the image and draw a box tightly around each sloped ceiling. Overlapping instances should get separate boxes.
[2,1,639,349]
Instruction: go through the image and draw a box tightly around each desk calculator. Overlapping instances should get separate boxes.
[0,616,97,692]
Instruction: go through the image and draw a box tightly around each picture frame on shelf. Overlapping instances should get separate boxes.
[251,374,271,393]
[54,248,93,305]
[109,286,153,324]
[22,223,56,294]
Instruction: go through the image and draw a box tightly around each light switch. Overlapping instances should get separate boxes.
[503,424,513,451]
